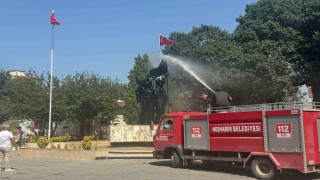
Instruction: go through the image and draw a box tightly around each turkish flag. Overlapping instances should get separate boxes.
[33,124,37,130]
[160,35,173,46]
[50,11,60,25]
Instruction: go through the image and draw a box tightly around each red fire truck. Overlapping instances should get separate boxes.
[152,102,320,179]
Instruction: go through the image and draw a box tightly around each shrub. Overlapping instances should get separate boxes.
[50,133,72,142]
[102,134,109,140]
[57,144,61,149]
[64,144,69,149]
[81,136,93,150]
[37,136,49,148]
[62,133,72,142]
[50,137,62,142]
[93,143,98,150]
[29,136,38,143]
[86,135,96,141]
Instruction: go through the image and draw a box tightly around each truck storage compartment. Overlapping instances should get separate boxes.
[266,115,302,153]
[183,118,209,151]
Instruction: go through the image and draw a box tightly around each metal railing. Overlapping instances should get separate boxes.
[207,102,320,113]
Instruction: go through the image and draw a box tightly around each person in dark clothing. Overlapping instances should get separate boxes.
[211,87,232,108]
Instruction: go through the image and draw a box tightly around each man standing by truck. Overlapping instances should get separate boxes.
[211,87,232,109]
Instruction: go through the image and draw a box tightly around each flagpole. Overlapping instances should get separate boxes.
[167,68,169,114]
[159,33,161,55]
[48,23,54,139]
[160,34,170,114]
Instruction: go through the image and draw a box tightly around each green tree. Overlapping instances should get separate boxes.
[234,0,320,101]
[163,25,244,109]
[0,69,12,123]
[3,71,48,121]
[0,69,9,97]
[2,69,125,138]
[61,72,124,138]
[3,70,66,136]
[123,53,153,124]
[163,25,298,109]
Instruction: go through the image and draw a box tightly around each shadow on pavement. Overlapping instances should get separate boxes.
[148,160,171,167]
[149,160,254,178]
[274,172,320,180]
[149,160,320,180]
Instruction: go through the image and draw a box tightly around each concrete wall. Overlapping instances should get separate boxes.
[109,125,158,142]
[24,140,110,149]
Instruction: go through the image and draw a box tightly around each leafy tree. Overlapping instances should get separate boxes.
[0,97,13,124]
[163,25,244,109]
[61,72,124,137]
[163,25,299,110]
[234,0,320,101]
[3,71,48,120]
[0,69,11,123]
[123,53,153,124]
[0,69,9,97]
[1,68,126,138]
[2,70,66,136]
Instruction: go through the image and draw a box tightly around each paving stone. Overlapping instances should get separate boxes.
[0,157,319,180]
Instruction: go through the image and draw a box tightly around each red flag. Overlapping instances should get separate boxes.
[160,35,173,46]
[50,11,60,25]
[33,123,37,130]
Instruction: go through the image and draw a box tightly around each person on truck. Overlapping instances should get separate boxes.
[211,87,232,109]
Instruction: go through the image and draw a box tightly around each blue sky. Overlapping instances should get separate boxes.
[1,0,259,83]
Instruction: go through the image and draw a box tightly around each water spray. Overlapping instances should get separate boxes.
[161,54,215,93]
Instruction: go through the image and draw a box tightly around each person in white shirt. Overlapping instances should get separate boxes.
[0,124,16,172]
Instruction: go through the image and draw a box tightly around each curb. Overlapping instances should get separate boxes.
[105,157,154,160]
[103,151,153,160]
[108,152,152,154]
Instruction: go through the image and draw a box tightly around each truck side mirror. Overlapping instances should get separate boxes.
[150,121,154,131]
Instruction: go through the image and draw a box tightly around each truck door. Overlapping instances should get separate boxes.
[154,117,177,151]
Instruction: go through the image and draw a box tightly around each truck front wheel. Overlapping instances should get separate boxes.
[171,151,182,168]
[251,157,278,179]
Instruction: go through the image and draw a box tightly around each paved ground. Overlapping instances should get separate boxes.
[1,157,320,180]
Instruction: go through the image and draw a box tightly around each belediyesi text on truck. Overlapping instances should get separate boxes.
[152,102,320,179]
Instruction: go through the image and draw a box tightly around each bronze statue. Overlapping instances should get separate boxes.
[136,60,168,124]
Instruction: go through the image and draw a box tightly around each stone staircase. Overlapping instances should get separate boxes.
[100,147,154,160]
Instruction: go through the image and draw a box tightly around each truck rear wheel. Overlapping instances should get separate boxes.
[171,151,182,168]
[251,157,278,179]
